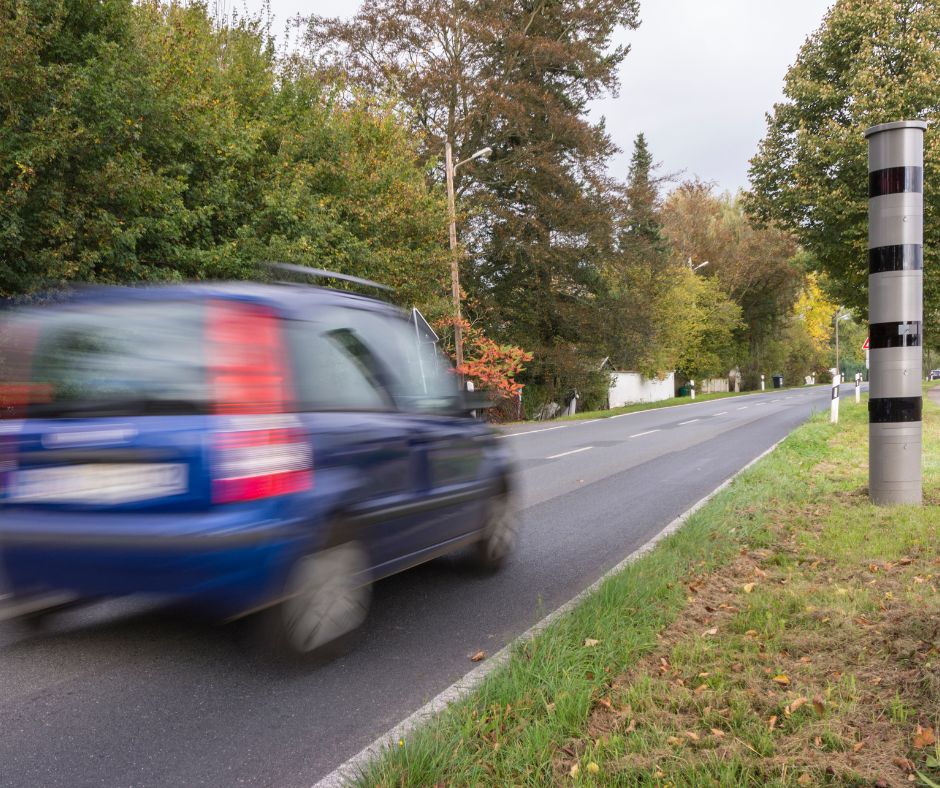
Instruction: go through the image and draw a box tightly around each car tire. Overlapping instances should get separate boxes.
[474,491,516,573]
[263,539,372,662]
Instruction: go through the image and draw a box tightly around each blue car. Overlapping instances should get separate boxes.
[0,274,516,657]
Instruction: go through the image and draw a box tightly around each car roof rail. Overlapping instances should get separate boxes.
[262,262,395,295]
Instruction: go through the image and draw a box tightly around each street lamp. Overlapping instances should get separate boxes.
[834,308,850,379]
[445,142,491,370]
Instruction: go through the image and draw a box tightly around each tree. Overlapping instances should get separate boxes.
[0,0,450,312]
[746,0,940,340]
[662,181,803,385]
[303,1,641,404]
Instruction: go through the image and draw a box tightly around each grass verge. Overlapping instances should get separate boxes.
[357,395,940,787]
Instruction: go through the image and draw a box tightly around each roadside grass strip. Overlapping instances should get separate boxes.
[355,397,940,787]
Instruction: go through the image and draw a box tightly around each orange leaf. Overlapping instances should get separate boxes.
[470,650,486,662]
[914,725,936,749]
[772,675,790,686]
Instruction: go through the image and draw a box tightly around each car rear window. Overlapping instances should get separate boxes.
[1,301,210,419]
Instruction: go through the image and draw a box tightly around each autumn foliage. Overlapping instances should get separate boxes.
[438,317,532,400]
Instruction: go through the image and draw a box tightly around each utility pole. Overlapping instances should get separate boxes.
[865,120,926,505]
[444,142,461,369]
[444,142,491,372]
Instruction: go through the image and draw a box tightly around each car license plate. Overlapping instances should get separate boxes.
[8,464,187,504]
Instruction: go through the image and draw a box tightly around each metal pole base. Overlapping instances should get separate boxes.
[869,422,922,505]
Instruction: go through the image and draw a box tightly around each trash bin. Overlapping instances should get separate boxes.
[678,386,690,397]
[772,375,783,389]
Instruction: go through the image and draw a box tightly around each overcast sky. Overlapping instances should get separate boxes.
[244,0,833,195]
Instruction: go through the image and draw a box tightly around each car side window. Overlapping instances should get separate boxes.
[342,309,462,414]
[286,321,391,412]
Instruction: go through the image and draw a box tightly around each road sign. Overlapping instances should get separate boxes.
[862,336,870,350]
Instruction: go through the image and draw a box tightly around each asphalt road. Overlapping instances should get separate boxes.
[0,384,856,788]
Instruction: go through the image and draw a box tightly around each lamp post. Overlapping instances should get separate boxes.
[445,142,492,370]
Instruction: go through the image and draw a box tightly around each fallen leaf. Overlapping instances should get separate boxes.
[853,740,866,753]
[587,762,600,775]
[768,715,778,731]
[666,736,684,747]
[569,763,580,778]
[786,697,808,715]
[797,775,812,786]
[914,725,936,749]
[812,695,826,715]
[694,684,708,695]
[597,697,612,710]
[710,728,725,738]
[814,736,822,748]
[698,672,711,678]
[470,650,486,662]
[743,582,756,593]
[702,627,718,636]
[546,702,556,713]
[624,718,636,733]
[772,675,791,686]
[584,638,600,647]
[745,629,759,637]
[894,757,915,772]
[685,731,700,742]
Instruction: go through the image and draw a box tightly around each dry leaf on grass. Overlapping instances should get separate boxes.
[769,715,778,731]
[852,740,866,753]
[470,650,486,662]
[743,582,756,593]
[785,697,808,715]
[772,674,791,686]
[702,627,718,636]
[812,695,826,715]
[797,775,812,786]
[913,725,936,749]
[583,638,600,647]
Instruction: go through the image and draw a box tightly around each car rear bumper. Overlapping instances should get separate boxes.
[0,505,316,617]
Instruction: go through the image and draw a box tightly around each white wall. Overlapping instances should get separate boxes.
[700,377,730,394]
[609,372,675,407]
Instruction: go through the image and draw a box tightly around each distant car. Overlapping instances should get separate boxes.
[0,277,516,658]
[930,370,940,380]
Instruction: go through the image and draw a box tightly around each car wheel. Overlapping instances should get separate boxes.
[475,492,516,572]
[268,540,372,660]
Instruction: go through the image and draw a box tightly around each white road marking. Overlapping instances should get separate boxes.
[736,406,748,411]
[311,436,790,788]
[578,419,600,425]
[678,419,700,425]
[498,426,567,439]
[712,411,728,417]
[629,429,660,438]
[547,446,593,459]
[755,402,767,406]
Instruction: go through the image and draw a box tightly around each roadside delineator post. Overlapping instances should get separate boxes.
[761,374,765,391]
[690,379,696,400]
[865,120,926,506]
[831,373,840,423]
[855,373,862,404]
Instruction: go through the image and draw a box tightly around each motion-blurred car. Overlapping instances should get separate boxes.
[0,273,515,657]
[930,369,940,380]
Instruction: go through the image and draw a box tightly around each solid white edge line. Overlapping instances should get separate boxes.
[311,436,790,788]
[678,419,700,425]
[628,429,660,438]
[546,446,593,460]
[497,425,567,439]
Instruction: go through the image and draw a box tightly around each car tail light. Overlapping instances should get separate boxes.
[212,425,312,504]
[206,300,312,502]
